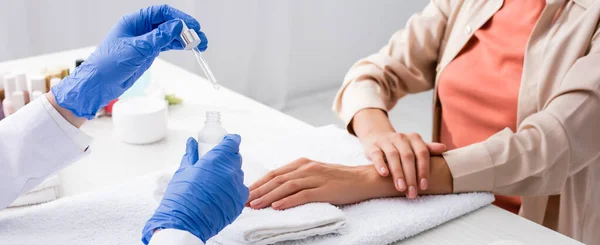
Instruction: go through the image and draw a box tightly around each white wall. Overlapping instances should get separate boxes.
[0,0,427,108]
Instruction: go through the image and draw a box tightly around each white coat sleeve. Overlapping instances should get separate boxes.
[148,229,204,245]
[0,95,92,210]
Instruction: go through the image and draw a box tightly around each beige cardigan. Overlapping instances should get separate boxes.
[333,0,600,244]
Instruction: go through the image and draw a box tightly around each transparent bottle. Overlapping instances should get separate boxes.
[197,111,228,157]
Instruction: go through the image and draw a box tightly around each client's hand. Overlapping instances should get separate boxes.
[247,158,381,210]
[247,156,453,210]
[362,131,446,195]
[352,108,446,199]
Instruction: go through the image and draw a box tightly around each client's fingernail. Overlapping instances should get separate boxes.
[272,202,282,209]
[250,199,262,207]
[408,186,416,199]
[379,167,387,175]
[420,178,428,190]
[397,179,407,191]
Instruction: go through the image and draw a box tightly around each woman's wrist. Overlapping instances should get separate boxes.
[362,156,454,198]
[351,108,395,139]
[356,164,402,199]
[424,156,453,194]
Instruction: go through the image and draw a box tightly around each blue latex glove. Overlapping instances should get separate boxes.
[142,135,249,244]
[51,4,208,119]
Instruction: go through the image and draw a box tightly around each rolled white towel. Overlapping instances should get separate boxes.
[209,203,346,245]
[9,188,59,207]
[29,175,60,193]
[9,175,60,207]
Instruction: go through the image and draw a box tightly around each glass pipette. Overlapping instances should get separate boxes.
[179,20,220,90]
[192,47,220,90]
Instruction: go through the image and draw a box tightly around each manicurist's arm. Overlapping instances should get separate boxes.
[46,93,86,128]
[0,93,92,210]
[1,5,246,245]
[0,4,204,210]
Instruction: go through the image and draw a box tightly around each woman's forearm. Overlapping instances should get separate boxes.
[351,108,395,139]
[364,156,454,198]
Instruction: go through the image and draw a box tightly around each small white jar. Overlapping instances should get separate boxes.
[112,97,168,144]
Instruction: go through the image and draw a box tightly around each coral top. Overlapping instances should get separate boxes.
[437,0,545,213]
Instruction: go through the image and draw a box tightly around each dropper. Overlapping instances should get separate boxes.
[180,20,220,90]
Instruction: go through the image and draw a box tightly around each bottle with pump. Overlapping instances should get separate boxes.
[197,111,228,157]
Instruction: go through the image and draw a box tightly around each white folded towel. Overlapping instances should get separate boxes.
[9,188,59,208]
[216,125,495,245]
[0,126,493,245]
[210,203,346,245]
[9,175,60,207]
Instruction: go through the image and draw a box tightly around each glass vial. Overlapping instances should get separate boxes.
[197,111,228,157]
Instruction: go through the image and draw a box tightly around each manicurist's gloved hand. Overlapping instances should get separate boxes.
[51,4,208,119]
[142,135,249,244]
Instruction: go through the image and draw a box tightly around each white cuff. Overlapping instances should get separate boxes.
[148,229,204,245]
[333,80,388,128]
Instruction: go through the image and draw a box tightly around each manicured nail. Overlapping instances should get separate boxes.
[379,167,387,175]
[272,202,282,209]
[250,198,262,207]
[408,186,416,199]
[420,178,428,190]
[397,179,407,191]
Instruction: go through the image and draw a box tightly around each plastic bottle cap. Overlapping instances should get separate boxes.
[180,20,201,50]
[15,73,27,91]
[3,74,17,95]
[29,75,47,93]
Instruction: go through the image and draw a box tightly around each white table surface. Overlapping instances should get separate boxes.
[0,48,582,245]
